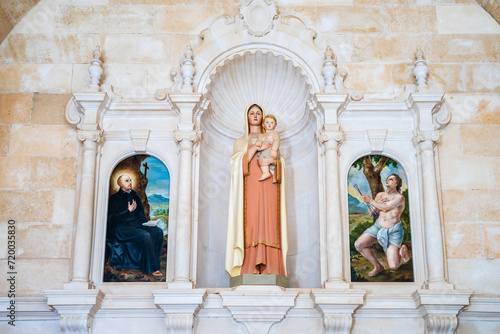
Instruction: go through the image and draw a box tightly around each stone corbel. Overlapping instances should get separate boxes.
[408,93,448,133]
[412,290,472,334]
[153,289,207,334]
[44,289,105,334]
[220,286,298,334]
[129,129,151,153]
[66,92,110,131]
[366,129,388,153]
[311,290,366,334]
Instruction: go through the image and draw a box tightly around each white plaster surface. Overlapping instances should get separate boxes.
[448,258,500,296]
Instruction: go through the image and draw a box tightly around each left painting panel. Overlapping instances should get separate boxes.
[104,155,169,282]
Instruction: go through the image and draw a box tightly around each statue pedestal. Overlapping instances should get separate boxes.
[230,274,289,288]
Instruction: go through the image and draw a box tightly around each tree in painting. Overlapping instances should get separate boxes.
[349,155,413,282]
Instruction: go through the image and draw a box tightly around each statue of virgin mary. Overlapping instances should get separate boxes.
[225,104,288,277]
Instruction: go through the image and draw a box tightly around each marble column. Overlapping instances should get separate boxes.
[320,130,349,289]
[416,131,451,289]
[69,130,102,288]
[170,130,200,288]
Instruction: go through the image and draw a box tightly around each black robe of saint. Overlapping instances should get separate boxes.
[107,188,163,274]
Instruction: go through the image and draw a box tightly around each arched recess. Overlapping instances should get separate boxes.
[91,148,176,287]
[341,148,426,288]
[195,47,322,288]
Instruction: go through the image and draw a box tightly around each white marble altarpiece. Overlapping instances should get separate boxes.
[19,1,496,334]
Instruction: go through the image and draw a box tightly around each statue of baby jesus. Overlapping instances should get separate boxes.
[255,114,280,182]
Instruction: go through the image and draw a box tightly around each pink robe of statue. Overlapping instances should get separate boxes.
[240,145,286,276]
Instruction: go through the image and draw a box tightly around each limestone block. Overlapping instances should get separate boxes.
[448,259,500,295]
[1,0,39,23]
[0,5,14,43]
[484,224,500,258]
[9,125,78,157]
[155,6,223,33]
[15,259,70,294]
[99,64,150,99]
[442,190,500,223]
[352,35,427,62]
[145,64,177,94]
[16,223,72,258]
[312,35,352,63]
[446,94,500,125]
[34,34,101,63]
[354,0,404,5]
[387,6,437,34]
[280,6,317,29]
[342,64,393,93]
[55,5,155,34]
[392,63,415,90]
[0,125,9,155]
[279,0,352,4]
[496,158,500,189]
[317,6,385,34]
[436,5,500,34]
[0,190,54,223]
[29,157,76,190]
[0,64,72,92]
[437,125,461,159]
[172,34,201,63]
[32,93,71,125]
[439,154,495,190]
[0,156,30,189]
[111,0,204,3]
[103,34,173,63]
[0,93,32,124]
[52,190,76,225]
[460,125,500,155]
[0,33,37,63]
[71,63,93,92]
[427,63,464,93]
[445,223,484,259]
[465,64,500,93]
[427,35,499,62]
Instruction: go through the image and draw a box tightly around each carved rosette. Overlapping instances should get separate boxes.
[239,0,279,37]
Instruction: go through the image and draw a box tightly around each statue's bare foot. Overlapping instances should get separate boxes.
[368,265,384,277]
[259,173,271,181]
[152,271,162,277]
[400,245,410,263]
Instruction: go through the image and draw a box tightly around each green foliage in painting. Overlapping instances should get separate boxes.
[351,155,400,171]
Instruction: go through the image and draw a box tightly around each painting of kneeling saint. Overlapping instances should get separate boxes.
[349,155,413,282]
[104,155,169,282]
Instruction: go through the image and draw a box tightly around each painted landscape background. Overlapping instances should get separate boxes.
[348,155,413,282]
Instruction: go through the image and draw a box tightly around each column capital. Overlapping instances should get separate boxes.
[77,130,103,145]
[319,129,344,145]
[413,130,440,150]
[174,129,201,144]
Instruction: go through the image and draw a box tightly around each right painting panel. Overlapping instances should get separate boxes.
[348,155,413,282]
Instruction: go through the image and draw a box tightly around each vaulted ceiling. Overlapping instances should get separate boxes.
[0,0,499,45]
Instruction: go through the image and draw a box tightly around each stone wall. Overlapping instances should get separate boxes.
[0,0,498,296]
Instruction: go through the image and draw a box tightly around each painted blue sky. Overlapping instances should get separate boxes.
[142,156,170,199]
[348,156,407,198]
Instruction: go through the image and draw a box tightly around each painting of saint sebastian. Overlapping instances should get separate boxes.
[225,104,288,277]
